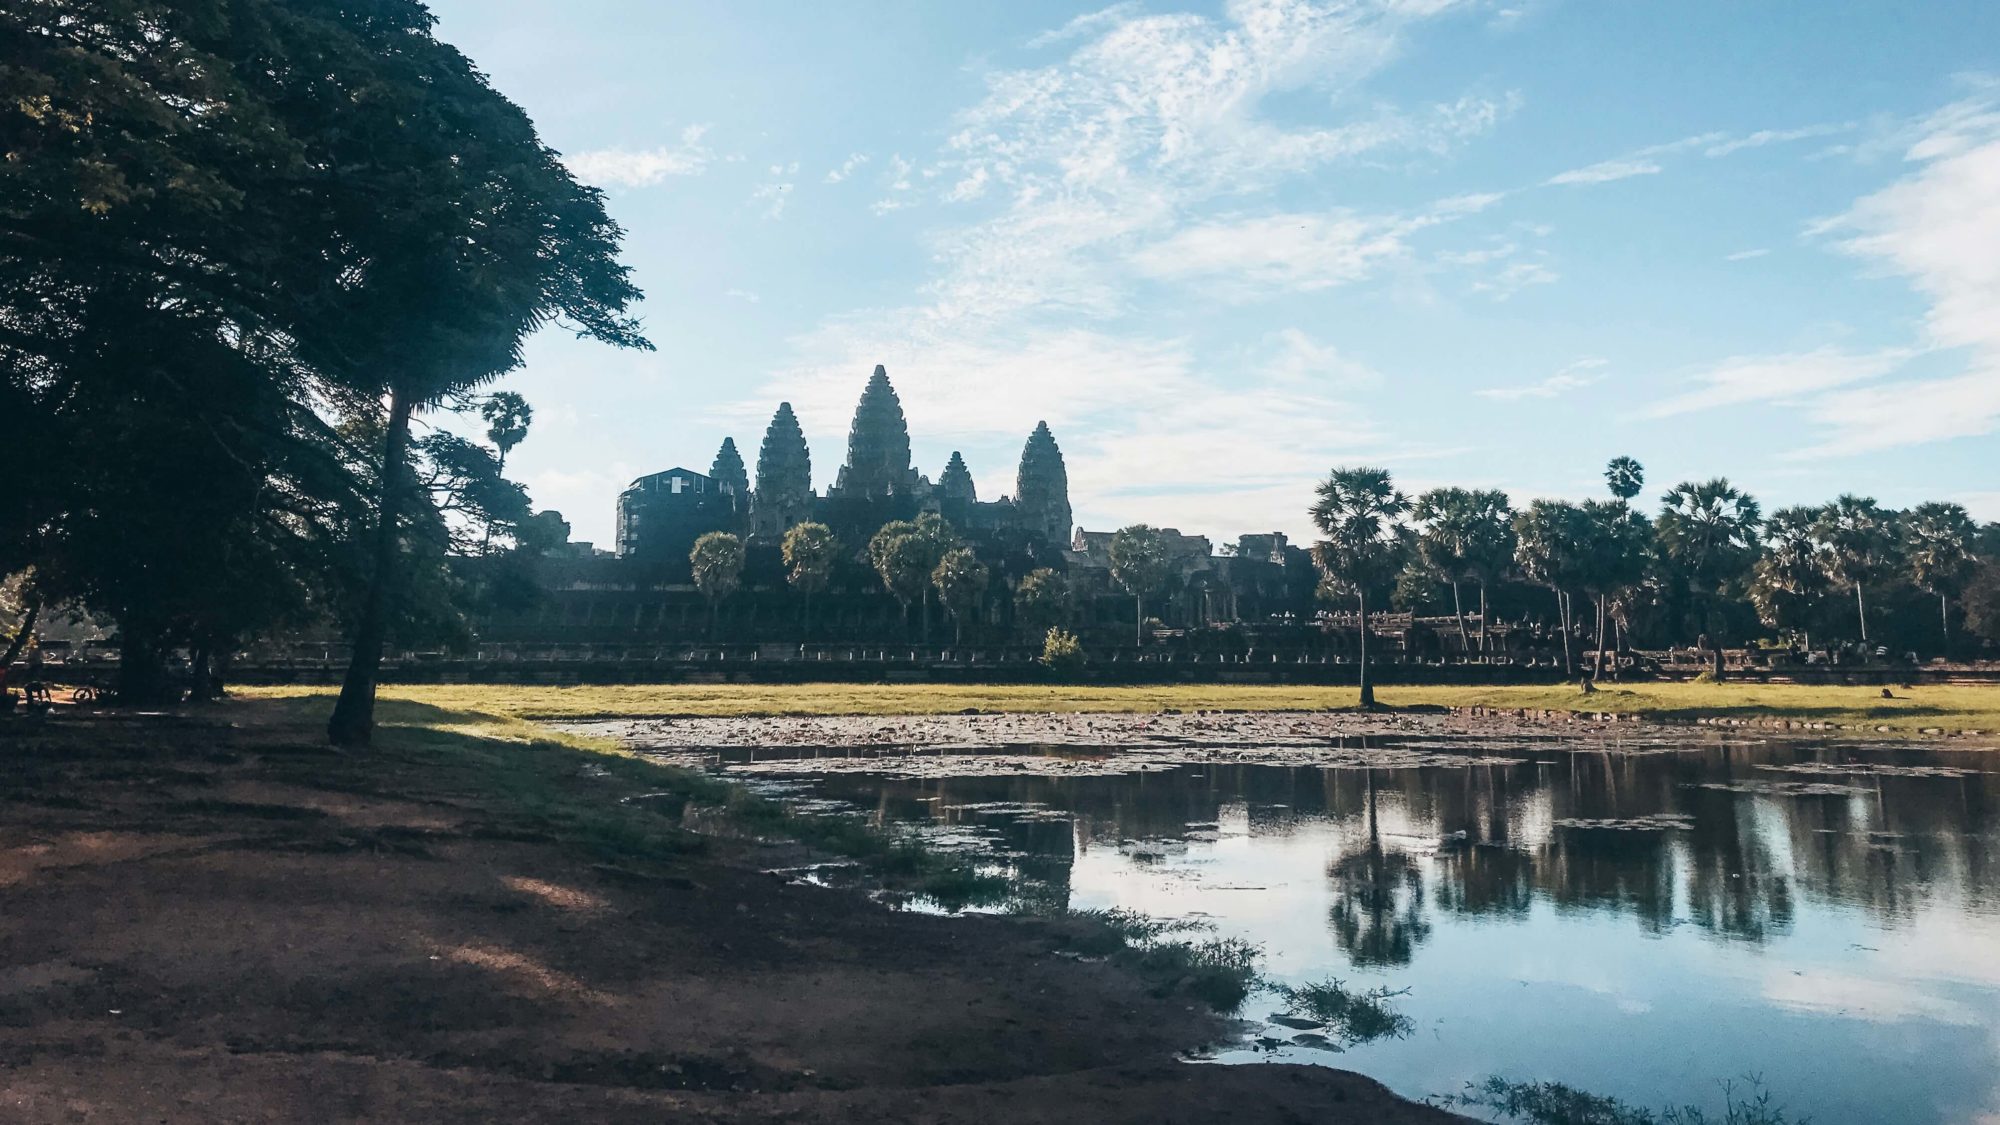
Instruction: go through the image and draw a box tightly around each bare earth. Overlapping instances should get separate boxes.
[0,705,1463,1124]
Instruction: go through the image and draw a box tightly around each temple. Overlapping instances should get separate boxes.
[493,364,1327,647]
[614,364,1077,560]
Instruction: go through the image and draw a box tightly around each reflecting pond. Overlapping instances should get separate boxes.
[640,729,2000,1124]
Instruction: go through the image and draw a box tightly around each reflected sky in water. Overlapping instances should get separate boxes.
[691,734,2000,1124]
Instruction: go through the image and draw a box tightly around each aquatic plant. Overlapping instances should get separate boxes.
[1445,1074,1808,1125]
[1270,976,1414,1047]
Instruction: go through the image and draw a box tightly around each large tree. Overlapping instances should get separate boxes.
[869,515,957,640]
[1012,568,1071,641]
[1902,501,1977,650]
[781,522,839,636]
[1750,507,1832,649]
[1513,500,1591,678]
[1108,525,1174,646]
[1411,488,1515,654]
[1577,499,1652,679]
[689,532,745,636]
[932,547,990,646]
[1310,468,1411,708]
[1655,478,1762,671]
[1813,495,1897,646]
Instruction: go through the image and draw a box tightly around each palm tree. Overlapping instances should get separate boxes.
[479,392,534,475]
[1604,456,1644,502]
[1310,468,1411,708]
[932,547,990,645]
[1513,500,1590,677]
[781,522,839,637]
[1108,524,1172,646]
[1577,499,1651,679]
[688,531,745,637]
[1013,567,1071,641]
[1412,488,1515,654]
[1813,495,1897,645]
[869,514,957,640]
[1749,506,1831,649]
[1655,478,1761,673]
[1902,501,1977,649]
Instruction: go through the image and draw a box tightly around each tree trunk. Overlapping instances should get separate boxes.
[1593,595,1608,680]
[1451,581,1470,653]
[1555,588,1572,677]
[1,602,40,669]
[328,388,415,747]
[1134,595,1144,647]
[1940,592,1951,653]
[116,619,167,705]
[1357,589,1374,709]
[1854,581,1869,645]
[1478,583,1489,655]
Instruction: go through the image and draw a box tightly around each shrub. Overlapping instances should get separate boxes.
[1039,626,1085,677]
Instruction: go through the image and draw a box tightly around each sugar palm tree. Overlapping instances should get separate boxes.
[1412,488,1515,654]
[1310,468,1411,708]
[781,522,839,637]
[1655,478,1761,673]
[689,531,745,637]
[1013,567,1071,641]
[1577,499,1651,679]
[1813,495,1897,645]
[1108,524,1172,646]
[1604,456,1644,502]
[1902,501,1977,649]
[932,546,990,645]
[1749,506,1831,649]
[1513,500,1590,677]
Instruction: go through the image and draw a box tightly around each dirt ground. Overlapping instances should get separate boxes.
[0,702,1464,1123]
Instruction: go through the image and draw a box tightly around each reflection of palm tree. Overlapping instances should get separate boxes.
[1327,769,1432,967]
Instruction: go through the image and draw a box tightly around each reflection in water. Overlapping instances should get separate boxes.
[678,732,2000,1125]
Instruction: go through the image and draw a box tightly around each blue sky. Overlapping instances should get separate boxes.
[427,0,2000,548]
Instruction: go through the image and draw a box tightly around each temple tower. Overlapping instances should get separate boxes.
[709,437,748,516]
[830,365,916,499]
[751,402,814,536]
[937,452,977,505]
[1015,421,1073,543]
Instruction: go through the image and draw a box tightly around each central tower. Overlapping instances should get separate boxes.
[830,364,916,500]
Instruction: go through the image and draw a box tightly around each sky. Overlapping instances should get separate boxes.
[425,0,2000,549]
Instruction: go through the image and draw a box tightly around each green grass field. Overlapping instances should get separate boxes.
[237,680,2000,736]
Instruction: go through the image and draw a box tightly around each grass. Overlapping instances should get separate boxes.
[1443,1075,1808,1125]
[1271,976,1415,1046]
[235,681,2000,736]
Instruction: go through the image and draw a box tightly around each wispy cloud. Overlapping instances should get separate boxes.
[1724,248,1770,261]
[823,152,870,183]
[1546,157,1662,186]
[1477,357,1605,400]
[565,125,713,187]
[1644,346,1912,418]
[1546,122,1853,188]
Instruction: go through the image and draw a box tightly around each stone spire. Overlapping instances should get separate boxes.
[937,451,977,505]
[709,437,748,513]
[832,364,914,499]
[1015,421,1072,543]
[752,402,813,535]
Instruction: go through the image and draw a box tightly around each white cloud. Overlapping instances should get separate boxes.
[1027,2,1143,48]
[565,125,713,187]
[1784,88,2000,454]
[1545,158,1662,186]
[1476,357,1605,400]
[1469,257,1557,299]
[1724,248,1770,261]
[750,180,793,219]
[824,152,870,183]
[1644,346,1912,418]
[724,0,1498,538]
[723,288,761,304]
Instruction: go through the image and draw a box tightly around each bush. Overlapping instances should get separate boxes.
[1039,626,1085,677]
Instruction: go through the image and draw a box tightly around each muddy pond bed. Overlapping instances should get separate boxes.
[578,713,2000,1124]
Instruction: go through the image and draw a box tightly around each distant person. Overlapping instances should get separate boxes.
[22,642,51,703]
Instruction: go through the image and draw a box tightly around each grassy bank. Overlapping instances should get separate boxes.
[238,681,2000,735]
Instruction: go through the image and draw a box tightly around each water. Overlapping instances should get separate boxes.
[640,728,2000,1123]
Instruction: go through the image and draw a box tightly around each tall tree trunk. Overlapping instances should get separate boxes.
[116,618,166,704]
[1451,581,1470,652]
[1,602,40,669]
[1134,595,1144,647]
[1940,592,1951,653]
[1478,583,1489,655]
[1593,594,1608,680]
[1854,581,1869,645]
[1555,588,1572,677]
[328,388,415,747]
[1357,589,1374,708]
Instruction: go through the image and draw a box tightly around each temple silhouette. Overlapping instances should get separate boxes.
[613,365,1073,560]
